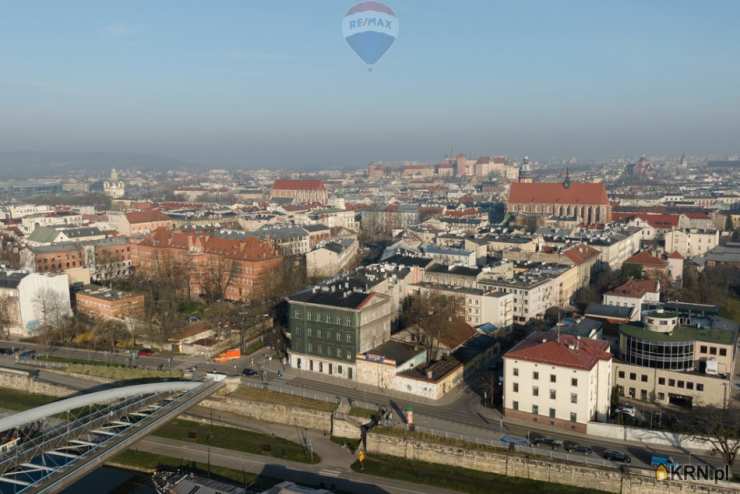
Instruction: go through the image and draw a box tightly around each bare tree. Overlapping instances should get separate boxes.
[33,288,70,343]
[131,250,192,343]
[262,256,306,306]
[200,255,236,303]
[685,405,740,475]
[402,291,465,365]
[0,295,16,339]
[94,319,130,352]
[0,236,22,269]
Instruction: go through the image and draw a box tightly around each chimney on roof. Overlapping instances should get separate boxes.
[426,368,434,380]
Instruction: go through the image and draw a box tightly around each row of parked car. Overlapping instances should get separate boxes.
[0,347,36,359]
[505,432,682,467]
[501,433,632,463]
[529,434,598,456]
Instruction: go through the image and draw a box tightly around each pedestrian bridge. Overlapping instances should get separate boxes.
[0,379,224,494]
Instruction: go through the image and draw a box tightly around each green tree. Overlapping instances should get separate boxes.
[620,263,643,280]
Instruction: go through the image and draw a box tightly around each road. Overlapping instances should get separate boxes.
[135,436,461,494]
[262,373,727,473]
[0,356,100,390]
[2,339,729,475]
[287,376,490,428]
[0,339,255,375]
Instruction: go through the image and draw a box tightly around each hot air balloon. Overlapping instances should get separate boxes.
[342,1,398,68]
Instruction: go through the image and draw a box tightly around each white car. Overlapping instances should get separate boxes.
[615,405,636,417]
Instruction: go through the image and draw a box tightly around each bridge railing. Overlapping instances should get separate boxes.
[1,380,221,484]
[32,380,224,493]
[0,392,162,476]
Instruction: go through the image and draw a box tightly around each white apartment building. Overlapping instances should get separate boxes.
[310,208,358,232]
[602,279,660,321]
[503,331,612,433]
[253,225,310,256]
[589,228,643,269]
[477,263,572,324]
[6,204,53,219]
[624,217,658,241]
[0,270,72,335]
[543,227,642,270]
[306,239,359,279]
[664,228,720,258]
[409,282,514,328]
[422,244,477,267]
[20,213,84,234]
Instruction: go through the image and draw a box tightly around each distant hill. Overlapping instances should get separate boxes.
[0,151,195,178]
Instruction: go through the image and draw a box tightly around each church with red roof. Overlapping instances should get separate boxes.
[271,179,328,205]
[507,177,610,226]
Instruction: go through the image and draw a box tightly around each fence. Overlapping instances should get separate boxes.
[402,423,621,470]
[587,421,713,452]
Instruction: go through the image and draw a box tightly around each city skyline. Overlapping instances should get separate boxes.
[1,1,739,169]
[1,3,740,494]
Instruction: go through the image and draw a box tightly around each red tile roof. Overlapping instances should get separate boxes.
[612,212,678,229]
[272,179,325,191]
[138,228,279,261]
[458,195,475,206]
[505,332,611,370]
[684,211,710,219]
[668,251,684,260]
[444,208,480,218]
[508,182,609,205]
[625,250,667,268]
[563,244,601,265]
[607,278,659,298]
[438,319,476,349]
[411,320,476,350]
[126,209,171,224]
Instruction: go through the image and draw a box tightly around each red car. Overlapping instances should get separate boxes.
[137,349,154,357]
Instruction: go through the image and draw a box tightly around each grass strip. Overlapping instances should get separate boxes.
[0,387,57,411]
[348,407,376,419]
[352,453,606,494]
[230,385,337,413]
[109,450,267,488]
[153,419,321,464]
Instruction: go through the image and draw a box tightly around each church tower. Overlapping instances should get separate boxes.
[518,156,533,183]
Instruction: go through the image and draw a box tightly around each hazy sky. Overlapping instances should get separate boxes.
[0,1,739,168]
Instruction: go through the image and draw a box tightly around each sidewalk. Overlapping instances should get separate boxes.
[137,436,460,494]
[500,413,714,460]
[186,406,356,469]
[280,366,467,408]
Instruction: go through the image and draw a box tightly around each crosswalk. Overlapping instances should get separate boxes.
[319,468,343,478]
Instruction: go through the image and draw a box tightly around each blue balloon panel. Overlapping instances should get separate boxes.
[345,31,396,66]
